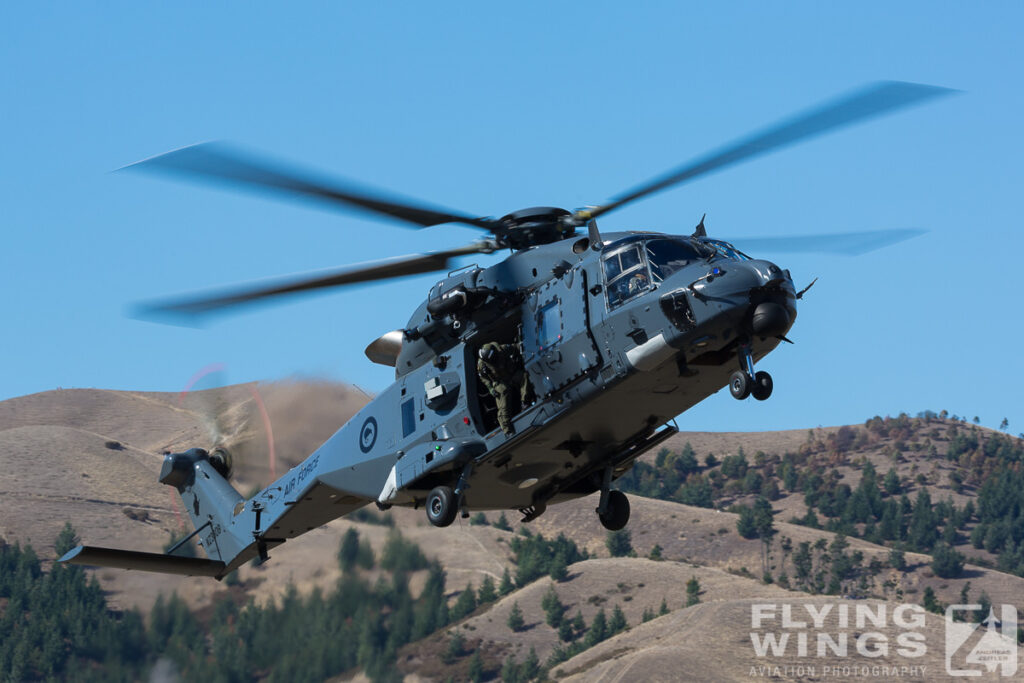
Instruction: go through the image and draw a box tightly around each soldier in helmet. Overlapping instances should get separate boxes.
[477,341,535,436]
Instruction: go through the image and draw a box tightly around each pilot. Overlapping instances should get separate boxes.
[627,270,649,296]
[477,341,535,436]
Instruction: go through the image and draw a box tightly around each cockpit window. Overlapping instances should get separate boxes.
[704,239,752,261]
[603,244,651,308]
[646,239,701,283]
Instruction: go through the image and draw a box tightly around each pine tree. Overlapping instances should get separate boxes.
[542,584,564,627]
[585,608,608,646]
[493,512,512,531]
[648,544,663,561]
[549,550,568,581]
[753,497,775,538]
[522,646,540,680]
[338,528,360,571]
[889,546,907,571]
[443,631,464,664]
[499,568,515,596]
[500,654,520,682]
[686,576,701,606]
[908,489,939,551]
[451,584,478,620]
[468,649,484,683]
[975,591,992,623]
[507,601,525,632]
[54,522,79,556]
[608,604,628,634]
[606,529,633,557]
[572,610,586,632]
[477,575,498,604]
[659,598,669,616]
[736,505,758,539]
[932,542,965,578]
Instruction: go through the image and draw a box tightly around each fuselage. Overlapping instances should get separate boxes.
[243,230,797,544]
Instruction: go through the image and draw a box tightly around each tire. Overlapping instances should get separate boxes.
[426,486,458,527]
[752,371,773,401]
[599,490,631,531]
[729,371,751,400]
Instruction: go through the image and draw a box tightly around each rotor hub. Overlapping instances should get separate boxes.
[497,207,576,250]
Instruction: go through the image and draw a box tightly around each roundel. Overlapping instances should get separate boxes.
[359,416,378,453]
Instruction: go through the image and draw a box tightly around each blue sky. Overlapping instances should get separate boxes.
[2,3,1021,434]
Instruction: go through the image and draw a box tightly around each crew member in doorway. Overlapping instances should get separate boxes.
[477,341,535,436]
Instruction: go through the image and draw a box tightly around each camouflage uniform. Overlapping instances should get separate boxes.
[477,341,535,435]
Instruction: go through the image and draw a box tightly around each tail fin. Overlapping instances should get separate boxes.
[156,448,251,566]
[62,448,256,579]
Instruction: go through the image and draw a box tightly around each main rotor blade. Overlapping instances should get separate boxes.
[133,241,496,324]
[729,228,926,256]
[580,81,955,222]
[123,142,497,231]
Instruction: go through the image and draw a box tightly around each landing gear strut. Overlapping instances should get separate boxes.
[730,341,773,401]
[596,467,630,530]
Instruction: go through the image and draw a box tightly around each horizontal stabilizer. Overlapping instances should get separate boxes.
[59,545,226,578]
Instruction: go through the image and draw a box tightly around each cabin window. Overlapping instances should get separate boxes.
[536,299,561,349]
[603,244,651,308]
[401,399,416,437]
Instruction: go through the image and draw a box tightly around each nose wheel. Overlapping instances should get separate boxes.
[730,342,773,401]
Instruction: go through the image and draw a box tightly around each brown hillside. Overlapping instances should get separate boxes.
[531,494,1024,616]
[556,596,1004,682]
[3,384,1023,683]
[0,380,367,612]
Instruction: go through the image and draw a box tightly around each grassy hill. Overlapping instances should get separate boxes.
[1,383,1022,681]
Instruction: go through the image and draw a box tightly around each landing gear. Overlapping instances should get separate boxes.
[426,486,458,527]
[598,490,630,531]
[730,341,773,401]
[596,467,631,530]
[729,371,751,400]
[752,371,773,401]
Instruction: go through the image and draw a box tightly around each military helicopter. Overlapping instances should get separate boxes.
[62,81,951,579]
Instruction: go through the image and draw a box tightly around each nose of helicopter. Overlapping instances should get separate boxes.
[745,260,796,338]
[685,258,796,338]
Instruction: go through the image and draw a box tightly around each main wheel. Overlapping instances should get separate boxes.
[598,490,631,531]
[752,371,773,401]
[426,486,458,527]
[729,371,751,400]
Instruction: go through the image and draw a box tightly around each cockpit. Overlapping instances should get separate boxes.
[702,238,752,262]
[601,236,750,309]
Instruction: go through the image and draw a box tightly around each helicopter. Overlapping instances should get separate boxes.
[62,81,951,579]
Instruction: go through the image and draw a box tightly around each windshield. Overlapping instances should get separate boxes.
[646,238,702,283]
[704,239,751,261]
